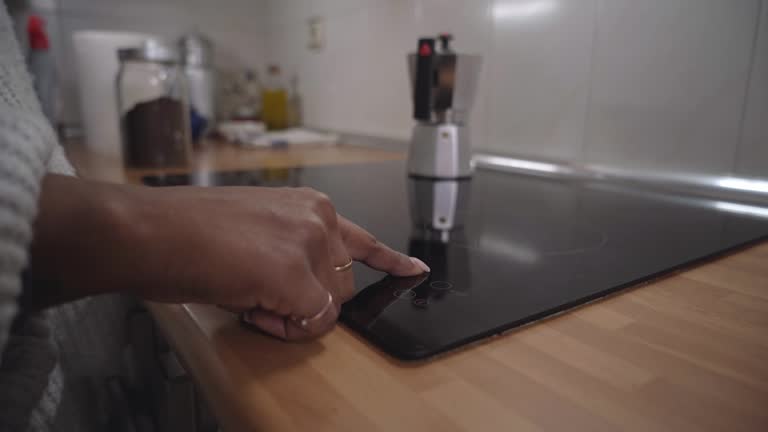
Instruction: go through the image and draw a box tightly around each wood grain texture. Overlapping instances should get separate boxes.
[66,142,768,432]
[64,139,404,184]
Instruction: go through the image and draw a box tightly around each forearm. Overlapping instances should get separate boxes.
[23,174,145,308]
[19,173,427,344]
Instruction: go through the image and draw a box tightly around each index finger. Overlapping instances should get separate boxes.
[338,215,430,276]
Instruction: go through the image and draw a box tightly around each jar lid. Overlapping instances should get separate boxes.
[118,38,180,64]
[179,33,214,67]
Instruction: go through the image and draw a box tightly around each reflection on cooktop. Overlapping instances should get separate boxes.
[144,161,768,361]
[478,220,607,264]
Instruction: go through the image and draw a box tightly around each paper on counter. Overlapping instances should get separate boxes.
[239,128,339,148]
[217,121,267,144]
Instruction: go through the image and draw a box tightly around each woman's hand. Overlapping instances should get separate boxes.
[28,175,429,341]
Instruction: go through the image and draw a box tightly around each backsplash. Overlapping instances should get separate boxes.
[264,0,768,180]
[10,0,269,124]
[9,0,767,180]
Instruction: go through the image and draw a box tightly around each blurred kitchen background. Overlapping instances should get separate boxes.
[6,0,767,181]
[3,2,766,430]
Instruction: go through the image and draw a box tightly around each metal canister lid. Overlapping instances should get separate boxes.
[118,38,181,64]
[179,33,214,67]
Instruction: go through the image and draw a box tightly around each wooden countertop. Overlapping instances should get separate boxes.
[65,141,768,432]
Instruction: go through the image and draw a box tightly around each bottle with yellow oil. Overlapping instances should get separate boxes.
[262,65,288,130]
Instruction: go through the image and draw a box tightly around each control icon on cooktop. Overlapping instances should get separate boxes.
[429,281,453,291]
[393,289,416,300]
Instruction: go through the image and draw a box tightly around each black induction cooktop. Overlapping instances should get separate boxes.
[143,161,768,361]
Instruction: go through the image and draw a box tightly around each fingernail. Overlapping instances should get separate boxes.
[410,257,431,273]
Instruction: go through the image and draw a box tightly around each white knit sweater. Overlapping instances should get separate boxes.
[1,5,153,429]
[0,2,74,357]
[0,4,79,431]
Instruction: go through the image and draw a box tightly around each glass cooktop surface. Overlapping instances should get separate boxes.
[144,161,768,360]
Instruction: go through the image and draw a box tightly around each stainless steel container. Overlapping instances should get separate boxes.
[407,35,482,179]
[179,33,216,127]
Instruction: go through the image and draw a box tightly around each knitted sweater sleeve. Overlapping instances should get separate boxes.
[0,3,62,355]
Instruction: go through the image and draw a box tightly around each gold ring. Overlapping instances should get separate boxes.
[293,291,334,328]
[333,258,354,272]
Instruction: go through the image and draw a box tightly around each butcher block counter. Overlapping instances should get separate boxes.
[64,141,768,432]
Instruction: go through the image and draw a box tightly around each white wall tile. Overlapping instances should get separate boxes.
[266,1,379,135]
[485,0,597,161]
[266,0,388,136]
[49,0,765,179]
[266,0,491,142]
[583,0,760,175]
[736,1,768,179]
